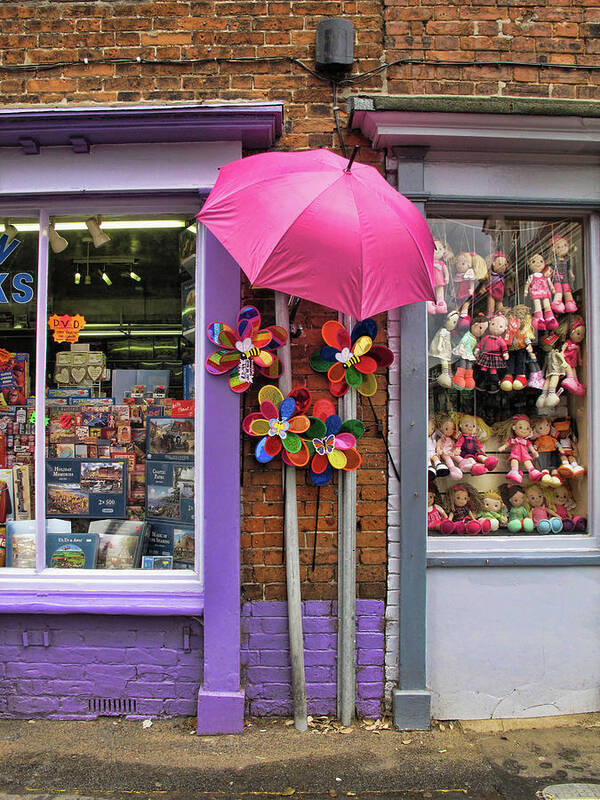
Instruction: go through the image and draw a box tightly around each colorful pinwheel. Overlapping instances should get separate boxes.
[206,305,288,393]
[309,318,394,397]
[242,385,312,467]
[302,399,365,486]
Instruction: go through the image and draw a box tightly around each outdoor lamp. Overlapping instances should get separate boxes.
[86,216,111,248]
[49,221,69,254]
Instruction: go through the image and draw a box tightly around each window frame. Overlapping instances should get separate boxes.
[0,196,205,605]
[425,205,600,556]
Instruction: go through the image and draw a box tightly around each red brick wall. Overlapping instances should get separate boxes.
[2,0,598,601]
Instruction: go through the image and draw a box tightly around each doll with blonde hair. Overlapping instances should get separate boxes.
[477,489,508,532]
[496,414,544,484]
[428,238,451,315]
[552,483,586,532]
[454,413,498,475]
[435,414,463,480]
[524,484,563,534]
[501,304,544,392]
[524,250,558,332]
[439,484,491,536]
[451,251,488,328]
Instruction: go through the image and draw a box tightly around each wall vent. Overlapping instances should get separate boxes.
[88,697,137,716]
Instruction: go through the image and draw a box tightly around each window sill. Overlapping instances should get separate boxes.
[428,550,600,568]
[0,572,204,615]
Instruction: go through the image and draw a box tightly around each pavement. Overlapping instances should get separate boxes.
[0,714,599,800]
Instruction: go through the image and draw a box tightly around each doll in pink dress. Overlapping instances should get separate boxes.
[560,316,586,396]
[428,239,450,315]
[435,414,463,479]
[454,414,498,476]
[549,234,577,314]
[451,251,488,328]
[497,414,544,484]
[552,484,586,532]
[473,312,509,392]
[427,482,448,532]
[524,252,558,332]
[486,251,509,316]
[439,484,491,536]
[525,485,563,534]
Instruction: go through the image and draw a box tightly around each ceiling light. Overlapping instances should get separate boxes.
[129,271,141,282]
[3,221,19,244]
[86,216,111,248]
[55,219,187,231]
[99,269,112,286]
[49,222,68,254]
[74,271,81,285]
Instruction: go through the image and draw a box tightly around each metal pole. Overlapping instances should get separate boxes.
[337,313,356,727]
[275,291,307,732]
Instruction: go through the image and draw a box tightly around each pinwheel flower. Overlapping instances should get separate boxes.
[303,399,365,486]
[243,385,312,467]
[206,305,287,393]
[309,318,394,397]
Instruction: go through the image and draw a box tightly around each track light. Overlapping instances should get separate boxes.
[129,271,141,282]
[49,221,68,254]
[99,269,112,286]
[74,271,81,285]
[86,216,111,248]
[3,221,18,244]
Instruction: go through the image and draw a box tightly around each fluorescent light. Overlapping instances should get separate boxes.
[0,220,187,233]
[129,271,141,282]
[74,271,81,285]
[100,270,112,286]
[79,328,182,338]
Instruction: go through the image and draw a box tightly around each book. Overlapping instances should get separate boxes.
[46,533,99,569]
[145,461,194,524]
[88,519,150,569]
[142,555,173,570]
[0,468,15,524]
[5,519,72,568]
[146,417,194,462]
[12,464,31,520]
[46,459,127,519]
[145,521,195,567]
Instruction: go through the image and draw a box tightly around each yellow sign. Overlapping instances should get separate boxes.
[48,314,86,343]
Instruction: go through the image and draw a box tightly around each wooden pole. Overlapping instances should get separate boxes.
[337,313,357,727]
[275,291,308,732]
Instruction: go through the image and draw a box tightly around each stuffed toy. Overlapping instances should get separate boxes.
[486,251,509,316]
[500,484,534,533]
[429,310,460,389]
[439,483,491,536]
[536,335,568,409]
[554,417,586,478]
[427,479,448,532]
[473,312,509,392]
[552,484,586,531]
[525,484,563,534]
[477,489,508,531]
[530,416,562,486]
[435,414,463,480]
[454,413,498,475]
[428,415,449,478]
[496,413,545,484]
[452,312,488,390]
[451,251,488,328]
[524,251,558,331]
[428,238,451,314]
[501,305,543,392]
[549,234,577,314]
[559,316,586,396]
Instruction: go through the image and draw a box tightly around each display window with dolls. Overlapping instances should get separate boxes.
[427,217,588,538]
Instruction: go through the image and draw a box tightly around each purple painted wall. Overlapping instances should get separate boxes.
[0,615,203,720]
[241,600,385,719]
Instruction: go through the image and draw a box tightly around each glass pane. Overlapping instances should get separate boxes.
[427,217,587,538]
[45,215,196,570]
[0,219,37,568]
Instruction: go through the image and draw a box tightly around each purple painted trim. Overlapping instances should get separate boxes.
[0,592,204,615]
[34,211,49,573]
[198,229,243,733]
[0,103,283,151]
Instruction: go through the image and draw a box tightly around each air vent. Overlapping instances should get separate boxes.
[88,697,137,716]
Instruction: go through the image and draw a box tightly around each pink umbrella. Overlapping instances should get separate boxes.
[197,149,434,319]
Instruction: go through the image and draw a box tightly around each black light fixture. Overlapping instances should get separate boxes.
[315,19,354,75]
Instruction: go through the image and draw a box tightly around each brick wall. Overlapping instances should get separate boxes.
[0,615,203,719]
[241,600,384,718]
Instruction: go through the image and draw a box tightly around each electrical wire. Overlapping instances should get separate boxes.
[331,81,348,158]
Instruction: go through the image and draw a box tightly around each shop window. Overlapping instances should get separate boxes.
[426,217,588,539]
[2,214,199,573]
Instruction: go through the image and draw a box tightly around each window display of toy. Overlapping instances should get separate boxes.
[496,414,546,484]
[427,416,450,479]
[499,484,535,533]
[438,484,491,536]
[452,313,488,390]
[427,480,448,532]
[427,238,452,315]
[549,234,578,314]
[524,251,558,332]
[477,490,508,531]
[524,484,563,534]
[486,251,510,316]
[450,251,488,328]
[473,312,509,392]
[454,413,497,476]
[559,316,586,396]
[434,414,463,480]
[429,310,460,389]
[500,305,543,392]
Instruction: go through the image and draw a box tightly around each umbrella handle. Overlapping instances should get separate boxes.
[344,145,360,173]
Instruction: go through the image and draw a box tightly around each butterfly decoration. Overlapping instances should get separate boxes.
[242,385,312,467]
[309,318,394,397]
[206,305,288,393]
[302,398,365,486]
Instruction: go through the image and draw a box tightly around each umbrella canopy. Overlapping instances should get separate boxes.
[197,149,435,320]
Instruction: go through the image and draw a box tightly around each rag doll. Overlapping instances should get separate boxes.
[486,251,509,316]
[454,413,498,475]
[549,234,577,314]
[530,416,562,486]
[552,484,586,532]
[525,484,563,534]
[524,251,558,331]
[429,310,460,389]
[435,414,463,479]
[554,417,586,478]
[439,484,491,536]
[451,251,488,328]
[452,313,488,390]
[536,335,568,409]
[473,312,509,392]
[559,316,586,396]
[428,238,450,314]
[477,489,508,532]
[500,305,543,392]
[500,484,534,533]
[496,413,544,484]
[427,415,449,478]
[427,481,448,532]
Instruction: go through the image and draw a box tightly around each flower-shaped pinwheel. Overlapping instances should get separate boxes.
[206,305,288,393]
[243,385,312,467]
[302,399,365,486]
[309,318,394,398]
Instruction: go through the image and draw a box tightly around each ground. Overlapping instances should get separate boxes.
[0,715,599,800]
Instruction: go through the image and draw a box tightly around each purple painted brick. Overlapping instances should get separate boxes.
[302,633,335,650]
[303,616,337,633]
[307,699,336,715]
[251,602,288,617]
[250,699,293,716]
[7,696,59,715]
[126,682,177,699]
[305,666,335,683]
[356,666,384,682]
[357,649,384,666]
[246,633,290,650]
[356,682,383,700]
[259,650,291,667]
[303,601,333,616]
[258,617,289,634]
[356,632,384,649]
[306,683,337,700]
[304,650,337,667]
[163,699,196,715]
[83,664,137,682]
[57,697,90,713]
[357,615,385,632]
[357,699,383,718]
[246,666,291,684]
